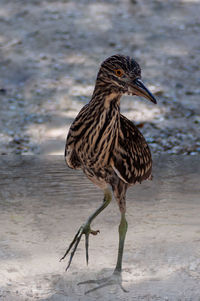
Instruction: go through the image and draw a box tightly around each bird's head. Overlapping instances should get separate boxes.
[96,54,157,104]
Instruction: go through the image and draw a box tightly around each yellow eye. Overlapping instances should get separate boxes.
[114,69,124,77]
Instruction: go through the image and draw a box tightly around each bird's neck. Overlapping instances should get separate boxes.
[86,86,121,159]
[90,83,121,114]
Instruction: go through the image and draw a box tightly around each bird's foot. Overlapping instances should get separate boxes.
[60,222,100,270]
[78,270,128,294]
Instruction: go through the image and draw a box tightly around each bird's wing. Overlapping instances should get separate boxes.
[111,114,152,184]
[65,104,89,169]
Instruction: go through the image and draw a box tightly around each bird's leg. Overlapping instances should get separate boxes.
[114,211,128,274]
[60,188,112,270]
[78,211,128,294]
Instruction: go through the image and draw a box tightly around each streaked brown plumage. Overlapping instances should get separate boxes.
[61,54,157,292]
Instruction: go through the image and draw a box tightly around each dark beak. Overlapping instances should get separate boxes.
[131,78,157,104]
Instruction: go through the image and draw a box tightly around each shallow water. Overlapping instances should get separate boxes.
[0,155,200,300]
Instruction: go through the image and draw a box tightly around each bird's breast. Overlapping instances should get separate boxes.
[76,110,119,169]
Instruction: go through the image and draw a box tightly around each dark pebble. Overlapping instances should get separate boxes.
[0,88,7,94]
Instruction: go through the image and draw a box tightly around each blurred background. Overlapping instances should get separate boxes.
[0,0,200,156]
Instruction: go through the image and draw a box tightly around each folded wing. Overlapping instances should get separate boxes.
[111,114,152,184]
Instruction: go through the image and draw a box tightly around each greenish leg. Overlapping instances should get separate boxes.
[78,211,128,294]
[87,188,112,224]
[114,212,128,273]
[60,188,112,270]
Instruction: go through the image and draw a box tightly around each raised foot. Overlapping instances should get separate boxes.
[78,270,128,294]
[60,222,100,270]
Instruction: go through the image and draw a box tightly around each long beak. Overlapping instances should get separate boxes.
[131,78,157,104]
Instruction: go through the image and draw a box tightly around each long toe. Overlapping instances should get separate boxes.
[60,225,84,270]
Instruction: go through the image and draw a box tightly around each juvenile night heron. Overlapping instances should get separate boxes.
[60,54,157,292]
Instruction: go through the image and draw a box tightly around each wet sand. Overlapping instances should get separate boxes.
[0,155,200,300]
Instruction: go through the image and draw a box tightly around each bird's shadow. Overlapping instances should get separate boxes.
[77,270,129,294]
[40,268,130,299]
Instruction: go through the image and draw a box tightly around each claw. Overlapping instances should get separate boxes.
[60,223,100,270]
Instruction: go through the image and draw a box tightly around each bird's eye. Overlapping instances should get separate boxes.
[114,69,124,77]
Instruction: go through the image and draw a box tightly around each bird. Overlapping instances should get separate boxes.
[60,54,157,293]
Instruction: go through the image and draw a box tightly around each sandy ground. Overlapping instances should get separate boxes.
[0,0,200,155]
[0,155,200,301]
